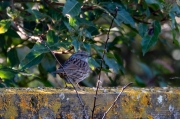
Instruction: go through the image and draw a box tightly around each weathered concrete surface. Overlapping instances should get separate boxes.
[0,87,179,119]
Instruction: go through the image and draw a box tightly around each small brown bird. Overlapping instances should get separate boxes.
[54,51,91,87]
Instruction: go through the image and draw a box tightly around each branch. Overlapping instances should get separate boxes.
[11,21,42,43]
[101,82,133,119]
[91,7,118,119]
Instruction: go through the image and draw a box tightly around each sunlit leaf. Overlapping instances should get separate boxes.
[0,19,11,34]
[46,30,58,44]
[0,67,18,79]
[69,16,77,27]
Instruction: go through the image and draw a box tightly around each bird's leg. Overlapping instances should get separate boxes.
[76,83,82,89]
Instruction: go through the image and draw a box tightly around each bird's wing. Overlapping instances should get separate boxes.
[53,62,80,74]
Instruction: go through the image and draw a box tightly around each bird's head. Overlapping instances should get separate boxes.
[71,51,90,62]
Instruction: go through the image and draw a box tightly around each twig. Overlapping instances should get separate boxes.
[101,82,133,119]
[91,7,118,119]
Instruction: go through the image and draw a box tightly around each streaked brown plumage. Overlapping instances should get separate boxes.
[54,51,90,87]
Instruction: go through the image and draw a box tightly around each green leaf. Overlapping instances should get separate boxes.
[48,9,62,21]
[71,37,80,52]
[80,29,92,38]
[104,55,119,73]
[145,8,151,17]
[63,21,73,31]
[7,48,20,67]
[30,42,67,54]
[135,75,146,87]
[83,42,91,52]
[0,19,11,34]
[36,77,53,87]
[145,0,160,4]
[38,63,48,80]
[141,21,161,55]
[4,28,20,38]
[88,58,100,70]
[106,52,116,59]
[169,12,175,29]
[76,18,95,27]
[145,0,163,8]
[63,0,81,17]
[137,62,153,78]
[76,18,99,37]
[26,9,45,20]
[116,8,135,27]
[0,67,18,80]
[114,52,125,74]
[172,29,179,47]
[86,26,99,36]
[19,38,66,70]
[171,4,180,15]
[40,53,56,73]
[138,23,148,37]
[19,52,44,70]
[46,30,58,44]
